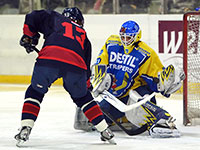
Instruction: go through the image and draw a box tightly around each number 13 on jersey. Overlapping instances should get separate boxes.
[62,22,86,49]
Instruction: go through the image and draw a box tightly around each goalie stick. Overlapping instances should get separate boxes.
[96,90,155,135]
[101,107,148,136]
[100,90,155,112]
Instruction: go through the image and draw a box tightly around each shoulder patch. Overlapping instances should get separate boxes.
[136,42,152,56]
[106,35,121,45]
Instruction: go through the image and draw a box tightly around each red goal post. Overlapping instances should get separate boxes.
[183,11,200,125]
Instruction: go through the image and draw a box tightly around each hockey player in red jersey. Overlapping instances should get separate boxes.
[14,7,115,146]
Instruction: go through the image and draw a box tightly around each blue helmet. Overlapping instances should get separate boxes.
[195,7,200,11]
[119,20,141,54]
[62,7,84,27]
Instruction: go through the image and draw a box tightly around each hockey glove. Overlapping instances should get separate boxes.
[20,33,40,53]
[90,65,113,97]
[164,69,185,95]
[157,65,185,96]
[157,65,175,95]
[92,73,113,97]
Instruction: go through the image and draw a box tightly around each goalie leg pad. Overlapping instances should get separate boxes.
[126,94,173,129]
[141,102,180,138]
[126,99,180,138]
[99,98,126,125]
[139,101,171,128]
[146,104,180,138]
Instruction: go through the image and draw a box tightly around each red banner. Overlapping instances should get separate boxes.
[159,21,183,54]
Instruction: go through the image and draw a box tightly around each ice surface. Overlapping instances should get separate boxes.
[0,84,200,150]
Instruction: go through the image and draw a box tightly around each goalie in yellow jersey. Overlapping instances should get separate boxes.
[74,20,185,138]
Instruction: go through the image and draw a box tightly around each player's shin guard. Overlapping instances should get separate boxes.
[74,107,95,131]
[21,85,44,127]
[81,100,115,144]
[73,91,108,132]
[81,100,108,132]
[21,98,41,127]
[73,91,115,143]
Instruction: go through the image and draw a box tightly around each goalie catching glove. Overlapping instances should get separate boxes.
[157,64,185,96]
[20,33,40,53]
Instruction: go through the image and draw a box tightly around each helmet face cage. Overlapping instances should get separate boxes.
[62,7,84,27]
[119,32,136,46]
[119,21,140,47]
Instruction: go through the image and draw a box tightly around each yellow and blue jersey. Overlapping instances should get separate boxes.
[94,35,164,98]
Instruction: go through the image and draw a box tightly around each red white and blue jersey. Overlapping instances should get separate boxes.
[23,10,92,78]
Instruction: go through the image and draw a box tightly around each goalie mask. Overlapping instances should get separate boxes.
[119,20,141,54]
[62,7,84,27]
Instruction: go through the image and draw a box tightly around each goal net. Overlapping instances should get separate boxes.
[183,11,200,125]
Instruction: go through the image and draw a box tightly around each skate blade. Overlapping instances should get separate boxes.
[16,140,25,147]
[107,139,117,145]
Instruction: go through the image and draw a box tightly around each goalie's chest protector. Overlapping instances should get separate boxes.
[107,44,149,97]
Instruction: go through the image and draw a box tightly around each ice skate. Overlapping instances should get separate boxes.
[14,126,32,147]
[100,128,116,145]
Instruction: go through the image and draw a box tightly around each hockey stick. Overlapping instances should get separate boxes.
[101,107,148,136]
[30,46,39,53]
[100,90,155,112]
[32,46,39,53]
